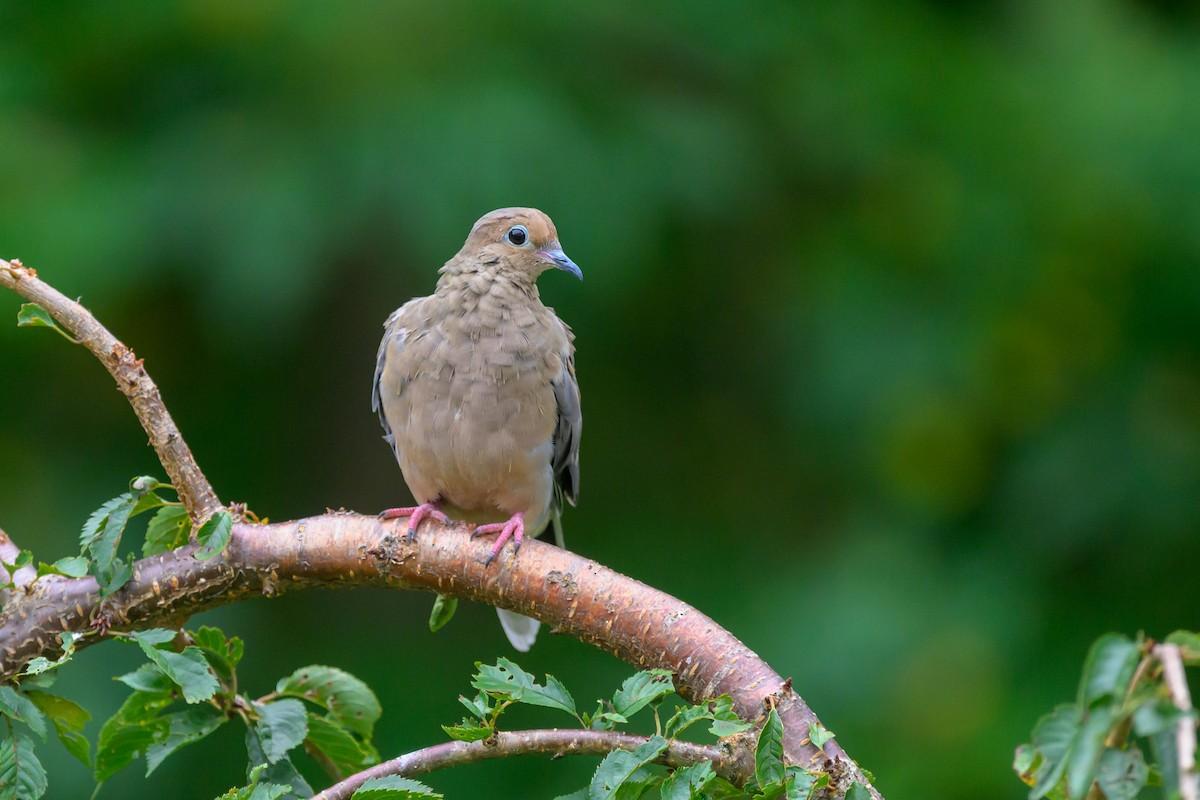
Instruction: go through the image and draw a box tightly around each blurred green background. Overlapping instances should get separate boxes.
[2,1,1199,798]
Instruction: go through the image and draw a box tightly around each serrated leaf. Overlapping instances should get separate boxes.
[217,763,293,800]
[1078,634,1139,707]
[844,783,871,800]
[458,693,492,722]
[306,713,378,775]
[143,505,191,556]
[144,706,225,776]
[245,727,313,798]
[192,626,244,683]
[130,632,219,704]
[1066,706,1118,799]
[22,632,81,677]
[440,719,493,742]
[94,558,133,596]
[195,511,233,560]
[785,766,818,800]
[428,595,458,633]
[755,709,785,789]
[116,663,174,694]
[471,658,577,717]
[276,665,381,738]
[808,722,834,750]
[612,670,674,719]
[0,733,47,800]
[93,691,173,781]
[660,761,716,800]
[589,736,669,800]
[1030,704,1080,799]
[0,686,49,741]
[252,699,307,763]
[36,555,89,578]
[352,775,444,799]
[25,691,90,767]
[1095,746,1148,800]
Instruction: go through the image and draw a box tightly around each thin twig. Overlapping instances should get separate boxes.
[313,728,744,800]
[1155,643,1198,800]
[0,259,221,520]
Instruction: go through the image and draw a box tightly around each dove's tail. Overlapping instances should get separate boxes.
[496,609,540,652]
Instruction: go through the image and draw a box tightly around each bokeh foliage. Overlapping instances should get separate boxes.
[1,2,1198,798]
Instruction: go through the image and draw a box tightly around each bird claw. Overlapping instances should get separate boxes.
[378,503,451,541]
[471,513,525,566]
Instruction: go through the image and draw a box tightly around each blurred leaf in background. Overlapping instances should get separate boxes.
[1,1,1198,798]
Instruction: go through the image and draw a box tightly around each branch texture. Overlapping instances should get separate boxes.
[0,259,221,520]
[314,728,745,800]
[0,515,875,797]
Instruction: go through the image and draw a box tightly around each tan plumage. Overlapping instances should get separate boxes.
[372,208,582,650]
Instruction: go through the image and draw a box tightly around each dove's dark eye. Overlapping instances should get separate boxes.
[506,225,528,246]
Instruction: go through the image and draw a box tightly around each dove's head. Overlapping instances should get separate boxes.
[456,207,583,283]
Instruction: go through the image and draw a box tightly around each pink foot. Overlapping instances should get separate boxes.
[379,502,451,540]
[471,512,525,566]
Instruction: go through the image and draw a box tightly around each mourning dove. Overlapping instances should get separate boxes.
[372,207,582,651]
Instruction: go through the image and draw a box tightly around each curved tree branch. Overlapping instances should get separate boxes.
[0,258,221,520]
[0,515,877,797]
[0,263,881,799]
[314,728,748,800]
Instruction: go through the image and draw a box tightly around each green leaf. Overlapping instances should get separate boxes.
[551,792,589,800]
[94,690,173,781]
[755,709,785,789]
[660,761,716,800]
[589,736,669,800]
[16,303,59,330]
[305,713,379,775]
[244,726,313,798]
[0,734,48,800]
[145,706,225,775]
[1066,706,1118,799]
[428,594,458,632]
[1030,704,1080,799]
[81,493,136,595]
[143,505,192,556]
[844,783,871,800]
[471,658,577,717]
[1078,634,1139,707]
[276,665,382,738]
[663,694,750,739]
[253,699,308,763]
[35,555,89,578]
[117,663,175,694]
[25,691,91,767]
[1095,746,1148,800]
[130,632,220,704]
[192,626,244,683]
[458,692,493,722]
[612,670,674,719]
[440,719,493,742]
[22,632,82,677]
[808,722,835,750]
[0,686,49,741]
[351,775,444,799]
[785,767,818,799]
[216,763,292,800]
[195,510,233,560]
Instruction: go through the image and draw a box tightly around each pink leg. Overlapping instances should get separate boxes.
[379,501,451,540]
[471,512,525,566]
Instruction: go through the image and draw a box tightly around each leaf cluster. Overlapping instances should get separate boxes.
[1015,631,1200,800]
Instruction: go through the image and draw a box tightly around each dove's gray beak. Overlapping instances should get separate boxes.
[540,248,583,280]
